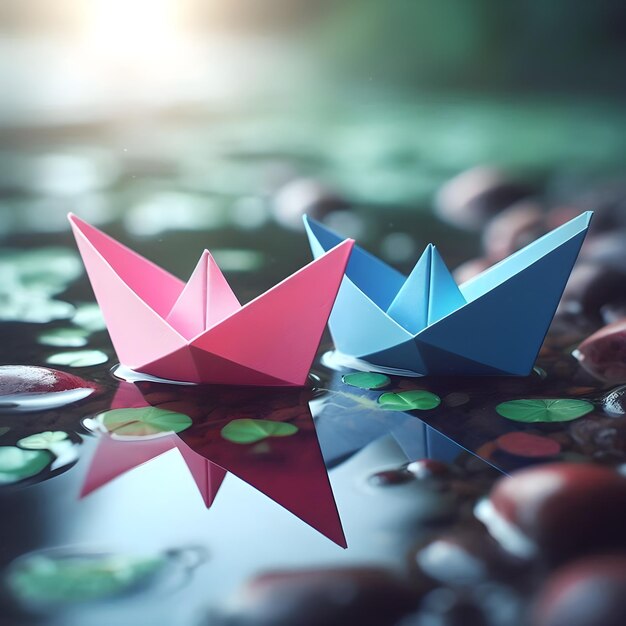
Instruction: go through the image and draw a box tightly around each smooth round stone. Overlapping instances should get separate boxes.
[416,588,489,626]
[368,469,415,487]
[580,231,626,274]
[435,167,532,232]
[574,319,626,383]
[481,201,546,261]
[405,459,451,480]
[272,178,350,231]
[410,528,525,587]
[560,263,626,322]
[601,385,626,416]
[453,257,492,284]
[600,300,626,325]
[211,568,418,626]
[0,365,98,412]
[475,463,626,565]
[533,556,626,626]
[573,184,626,235]
[495,433,561,459]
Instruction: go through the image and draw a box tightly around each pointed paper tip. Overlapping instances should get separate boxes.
[582,210,594,226]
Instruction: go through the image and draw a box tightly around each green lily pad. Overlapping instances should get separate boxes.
[46,350,108,367]
[0,295,75,324]
[38,328,90,348]
[7,553,164,605]
[378,390,441,411]
[496,399,595,423]
[18,431,68,450]
[221,419,298,444]
[342,372,391,390]
[72,303,106,332]
[0,447,51,484]
[99,407,192,438]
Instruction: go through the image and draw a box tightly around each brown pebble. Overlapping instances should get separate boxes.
[575,318,626,383]
[211,568,419,626]
[435,167,533,232]
[475,463,626,566]
[532,555,626,626]
[481,201,546,261]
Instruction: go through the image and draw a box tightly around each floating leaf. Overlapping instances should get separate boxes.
[18,431,68,450]
[99,407,192,438]
[46,350,108,367]
[7,553,164,605]
[0,447,51,484]
[496,399,595,423]
[0,427,9,437]
[221,419,298,444]
[378,390,441,411]
[0,295,75,324]
[38,328,90,348]
[342,372,391,390]
[72,303,106,332]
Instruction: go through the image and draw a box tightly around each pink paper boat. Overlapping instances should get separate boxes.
[68,214,354,386]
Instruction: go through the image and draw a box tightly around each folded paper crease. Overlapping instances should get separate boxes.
[304,212,592,376]
[69,214,354,385]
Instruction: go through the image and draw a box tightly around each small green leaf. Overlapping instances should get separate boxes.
[7,553,164,604]
[221,419,298,444]
[72,303,106,332]
[0,447,51,484]
[99,407,192,438]
[18,431,68,450]
[0,427,9,438]
[46,350,108,367]
[38,328,90,348]
[342,372,391,390]
[378,390,441,411]
[496,398,595,423]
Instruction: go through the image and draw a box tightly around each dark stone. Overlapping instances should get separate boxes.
[532,556,626,626]
[575,318,626,383]
[476,463,626,566]
[0,365,99,412]
[560,263,626,323]
[209,568,419,626]
[272,178,350,230]
[435,167,533,232]
[481,202,546,261]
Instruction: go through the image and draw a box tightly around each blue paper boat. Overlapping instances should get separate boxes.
[304,212,592,376]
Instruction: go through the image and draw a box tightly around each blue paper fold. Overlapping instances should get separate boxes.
[304,212,592,376]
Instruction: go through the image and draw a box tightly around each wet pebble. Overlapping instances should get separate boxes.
[494,433,561,459]
[410,588,489,626]
[272,178,350,231]
[0,365,99,412]
[481,201,546,261]
[453,257,492,284]
[211,568,418,626]
[601,385,626,416]
[435,167,533,232]
[405,459,451,480]
[574,318,626,383]
[560,263,626,323]
[368,469,415,487]
[475,463,626,566]
[410,528,526,588]
[532,555,626,626]
[580,231,626,274]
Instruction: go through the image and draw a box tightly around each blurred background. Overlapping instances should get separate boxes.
[1,0,626,292]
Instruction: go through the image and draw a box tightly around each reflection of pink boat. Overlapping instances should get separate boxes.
[68,214,353,386]
[82,383,346,547]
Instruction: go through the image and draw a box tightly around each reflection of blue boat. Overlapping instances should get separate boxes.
[305,212,592,376]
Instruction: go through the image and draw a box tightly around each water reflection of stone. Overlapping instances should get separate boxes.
[82,382,346,547]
